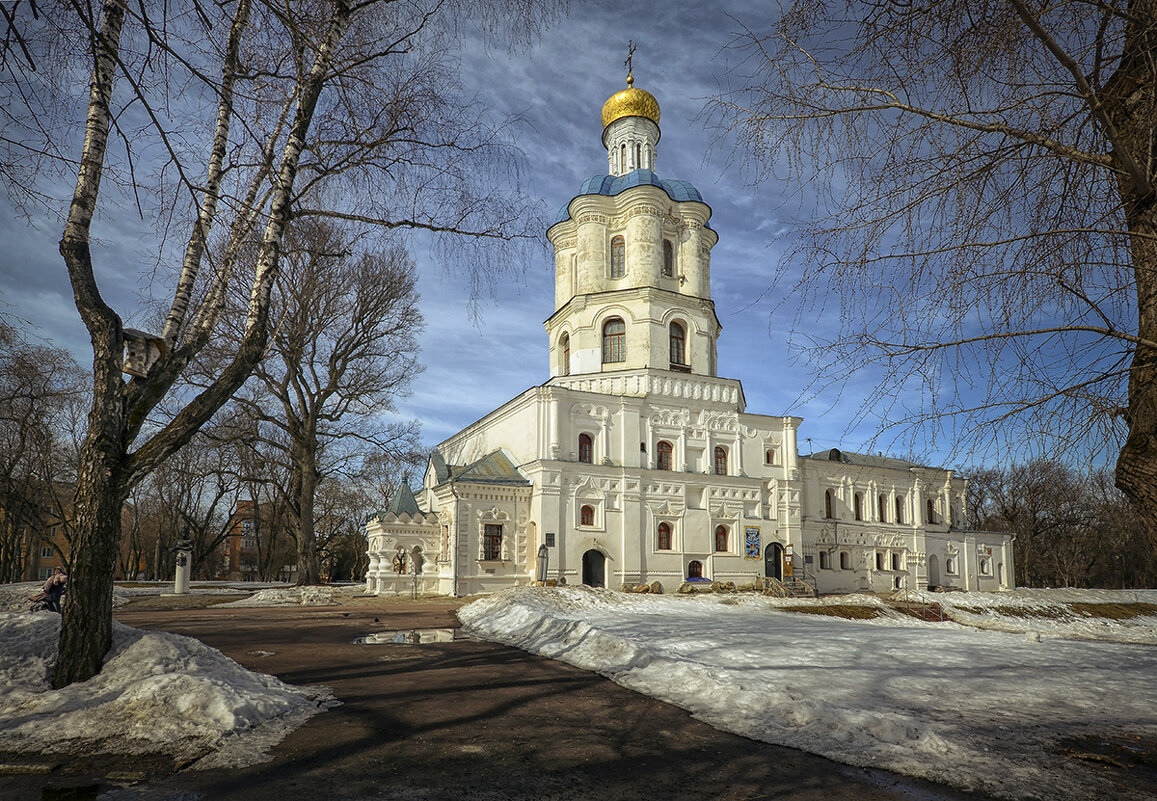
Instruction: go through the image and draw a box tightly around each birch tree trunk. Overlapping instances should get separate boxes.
[51,0,354,687]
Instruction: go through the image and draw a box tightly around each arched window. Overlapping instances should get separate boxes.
[854,492,864,521]
[945,557,956,574]
[714,446,727,476]
[825,489,835,519]
[602,317,625,363]
[765,448,776,465]
[610,236,625,278]
[656,440,673,471]
[657,522,672,550]
[669,321,686,367]
[560,333,570,376]
[891,552,901,571]
[620,143,626,171]
[578,433,592,464]
[875,552,884,570]
[878,494,888,522]
[895,497,904,524]
[635,142,642,167]
[687,560,703,579]
[926,499,936,524]
[714,525,728,552]
[580,505,594,526]
[662,240,674,277]
[840,551,850,570]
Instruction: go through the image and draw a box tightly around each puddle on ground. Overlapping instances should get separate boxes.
[354,628,473,645]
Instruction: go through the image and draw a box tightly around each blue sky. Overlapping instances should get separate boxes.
[0,0,928,463]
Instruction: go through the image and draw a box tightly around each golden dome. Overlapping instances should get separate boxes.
[601,77,661,129]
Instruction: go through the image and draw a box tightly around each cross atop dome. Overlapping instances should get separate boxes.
[601,44,661,174]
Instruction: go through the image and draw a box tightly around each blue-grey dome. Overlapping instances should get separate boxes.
[552,169,707,225]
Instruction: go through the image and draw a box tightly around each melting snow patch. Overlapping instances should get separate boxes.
[0,612,332,767]
[459,586,1157,801]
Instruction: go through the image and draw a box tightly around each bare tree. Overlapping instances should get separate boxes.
[710,3,1157,534]
[1,0,562,686]
[968,461,1157,587]
[0,320,84,582]
[235,220,422,585]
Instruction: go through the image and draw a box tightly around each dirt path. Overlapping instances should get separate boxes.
[3,597,1001,801]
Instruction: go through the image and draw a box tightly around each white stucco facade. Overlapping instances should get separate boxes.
[365,78,1014,598]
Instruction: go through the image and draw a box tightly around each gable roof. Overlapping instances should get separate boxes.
[436,448,531,487]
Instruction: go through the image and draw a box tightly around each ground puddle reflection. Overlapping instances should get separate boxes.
[355,628,473,645]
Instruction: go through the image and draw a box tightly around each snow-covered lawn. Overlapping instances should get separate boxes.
[459,586,1157,801]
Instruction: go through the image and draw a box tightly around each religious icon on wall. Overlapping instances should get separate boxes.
[744,526,761,560]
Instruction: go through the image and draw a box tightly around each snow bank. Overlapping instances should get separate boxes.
[0,612,331,767]
[216,586,338,607]
[900,588,1157,644]
[459,586,1157,801]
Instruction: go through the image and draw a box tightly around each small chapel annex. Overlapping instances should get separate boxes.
[365,73,1014,598]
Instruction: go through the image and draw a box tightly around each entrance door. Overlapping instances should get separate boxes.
[764,543,783,580]
[582,549,605,588]
[927,554,940,587]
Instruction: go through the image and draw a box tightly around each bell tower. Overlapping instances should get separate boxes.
[545,59,720,381]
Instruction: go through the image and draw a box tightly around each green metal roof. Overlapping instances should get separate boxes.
[441,449,531,486]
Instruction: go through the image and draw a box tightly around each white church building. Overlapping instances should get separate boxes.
[365,75,1014,598]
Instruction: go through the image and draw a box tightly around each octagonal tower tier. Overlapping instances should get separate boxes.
[546,79,720,381]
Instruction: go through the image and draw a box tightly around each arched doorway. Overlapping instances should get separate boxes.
[764,543,783,580]
[582,549,605,588]
[927,553,941,588]
[687,560,703,579]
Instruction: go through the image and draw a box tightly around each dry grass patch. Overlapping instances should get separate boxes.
[782,604,883,620]
[981,605,1068,620]
[1069,602,1157,620]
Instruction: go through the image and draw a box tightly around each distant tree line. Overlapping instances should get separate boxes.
[966,462,1157,589]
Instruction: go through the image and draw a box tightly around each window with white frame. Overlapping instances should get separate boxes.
[483,524,503,560]
[610,236,625,279]
[578,433,593,464]
[602,317,626,363]
[713,446,728,476]
[656,440,673,471]
[714,525,728,552]
[657,522,672,550]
